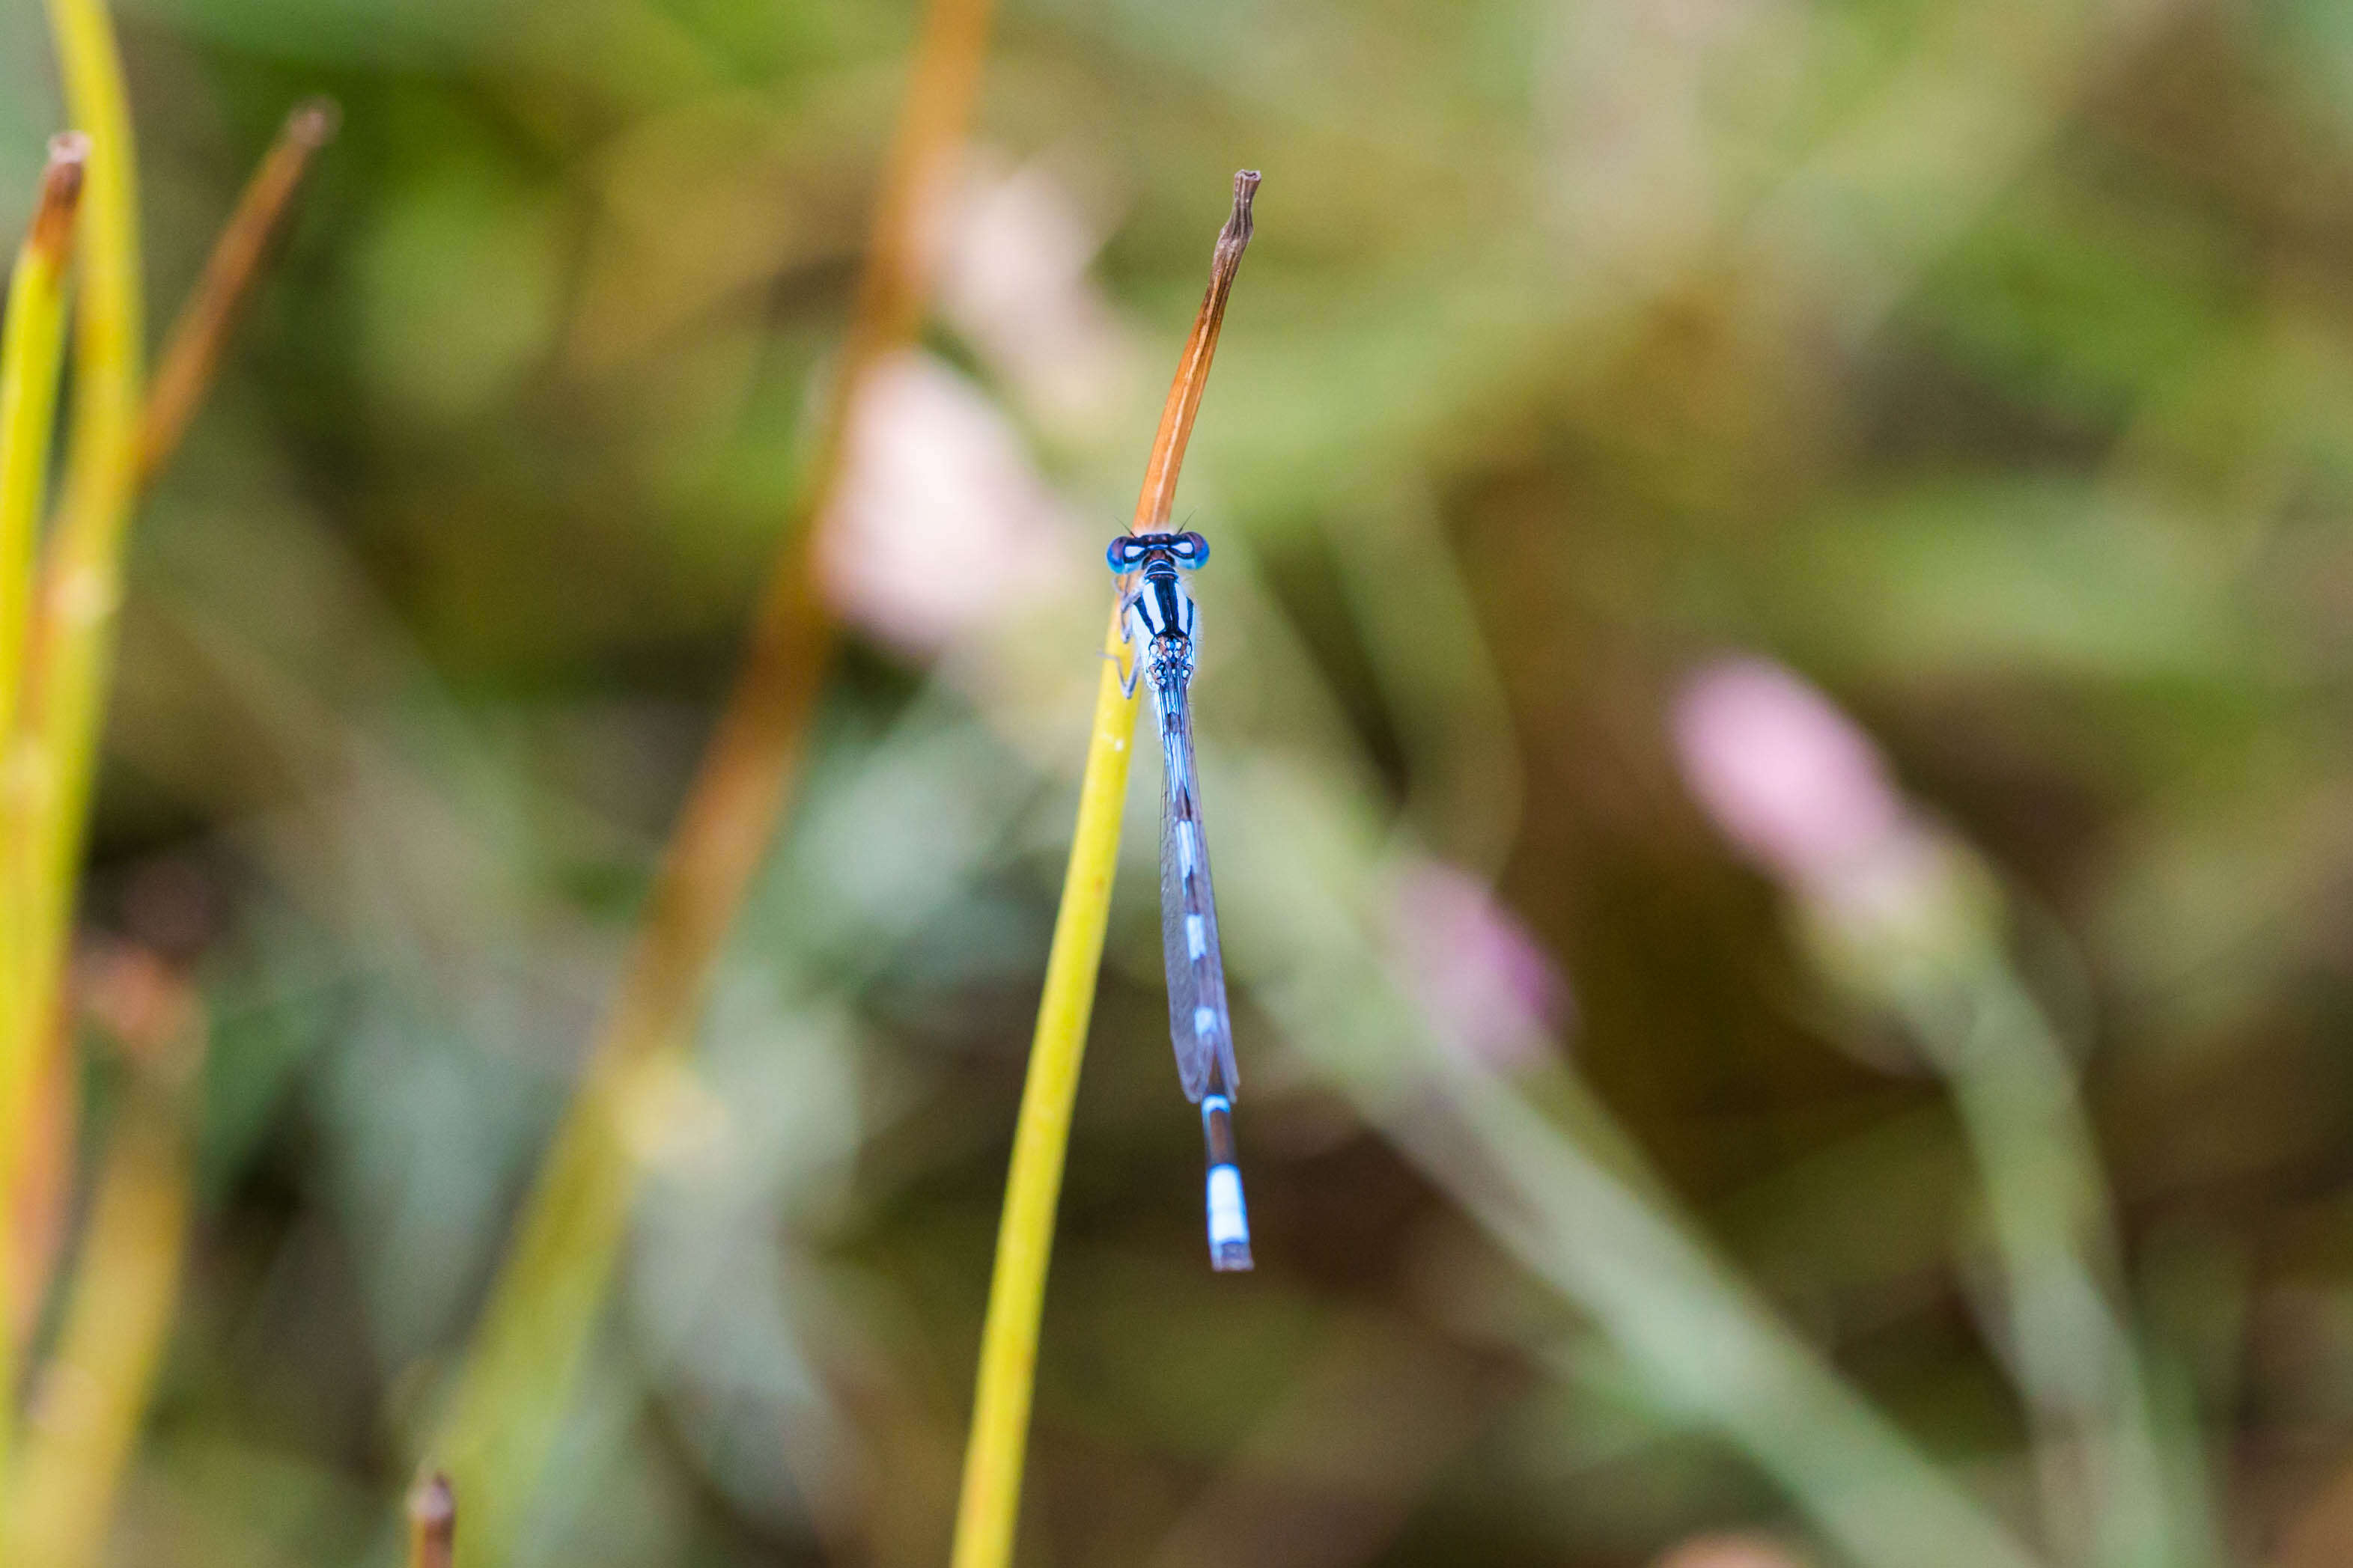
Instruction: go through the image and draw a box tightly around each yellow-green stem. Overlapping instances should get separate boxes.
[5,0,140,1536]
[0,129,89,1519]
[4,988,195,1568]
[949,607,1141,1568]
[11,0,144,1159]
[0,138,86,742]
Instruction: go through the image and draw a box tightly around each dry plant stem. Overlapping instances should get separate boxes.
[430,0,996,1556]
[1132,173,1256,532]
[137,98,338,485]
[408,1472,456,1568]
[592,0,993,1058]
[0,132,88,1512]
[949,170,1258,1568]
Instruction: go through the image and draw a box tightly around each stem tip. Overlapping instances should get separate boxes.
[1217,170,1258,268]
[28,134,91,260]
[409,1469,456,1538]
[287,96,341,148]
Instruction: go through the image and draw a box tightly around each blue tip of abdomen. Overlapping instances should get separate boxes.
[1206,1162,1252,1272]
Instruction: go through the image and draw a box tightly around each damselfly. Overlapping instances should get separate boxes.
[1108,527,1251,1272]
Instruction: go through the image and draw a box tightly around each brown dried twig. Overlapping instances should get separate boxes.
[430,0,1000,1556]
[407,1472,455,1568]
[137,97,338,486]
[1133,171,1256,533]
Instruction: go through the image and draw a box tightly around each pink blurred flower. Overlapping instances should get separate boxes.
[1671,657,1997,1007]
[1390,858,1571,1073]
[1670,657,1905,891]
[940,152,1141,441]
[820,350,1087,656]
[1652,1532,1811,1568]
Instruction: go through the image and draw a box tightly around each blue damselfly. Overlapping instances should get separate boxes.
[1109,527,1251,1271]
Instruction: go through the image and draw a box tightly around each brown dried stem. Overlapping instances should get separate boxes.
[24,137,88,266]
[407,1472,455,1568]
[616,0,994,1054]
[1133,169,1256,533]
[136,97,338,486]
[430,0,999,1555]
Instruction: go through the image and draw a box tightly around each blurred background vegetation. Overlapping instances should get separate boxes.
[13,0,2353,1564]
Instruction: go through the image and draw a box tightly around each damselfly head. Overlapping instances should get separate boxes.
[1106,531,1211,573]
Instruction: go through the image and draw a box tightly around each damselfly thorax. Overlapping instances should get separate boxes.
[1111,531,1205,681]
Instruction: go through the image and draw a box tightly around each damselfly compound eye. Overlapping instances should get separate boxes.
[1172,531,1210,567]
